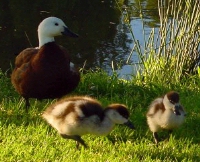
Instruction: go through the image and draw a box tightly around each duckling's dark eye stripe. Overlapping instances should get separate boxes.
[121,114,128,118]
[117,109,129,119]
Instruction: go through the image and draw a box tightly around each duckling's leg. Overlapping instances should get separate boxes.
[168,130,173,134]
[168,130,173,141]
[60,134,87,148]
[153,132,159,145]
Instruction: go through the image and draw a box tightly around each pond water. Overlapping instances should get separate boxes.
[0,0,160,77]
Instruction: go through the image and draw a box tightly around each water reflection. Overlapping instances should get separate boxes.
[117,0,161,78]
[0,0,160,75]
[126,0,160,27]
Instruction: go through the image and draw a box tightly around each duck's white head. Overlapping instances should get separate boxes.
[38,17,78,48]
[163,91,181,115]
[105,104,135,129]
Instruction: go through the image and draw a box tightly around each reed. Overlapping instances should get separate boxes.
[122,0,200,84]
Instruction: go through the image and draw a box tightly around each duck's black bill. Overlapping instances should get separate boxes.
[62,27,79,37]
[124,120,135,129]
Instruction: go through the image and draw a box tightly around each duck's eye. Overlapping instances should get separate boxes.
[55,23,59,26]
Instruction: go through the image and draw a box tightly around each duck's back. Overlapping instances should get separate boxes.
[42,96,104,135]
[11,42,80,99]
[44,96,104,120]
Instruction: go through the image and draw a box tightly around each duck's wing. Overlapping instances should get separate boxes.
[14,48,38,68]
[147,98,165,117]
[11,48,39,90]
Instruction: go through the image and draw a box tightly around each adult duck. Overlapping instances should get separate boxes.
[11,17,80,110]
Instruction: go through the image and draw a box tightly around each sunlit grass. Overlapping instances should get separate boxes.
[1,70,200,161]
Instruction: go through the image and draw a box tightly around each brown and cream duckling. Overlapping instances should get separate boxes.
[42,96,134,148]
[146,91,186,144]
[11,17,80,110]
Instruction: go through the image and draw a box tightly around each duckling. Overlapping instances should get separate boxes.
[11,17,80,110]
[146,91,186,144]
[42,96,135,148]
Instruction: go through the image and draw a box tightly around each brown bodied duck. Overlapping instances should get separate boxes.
[11,17,80,110]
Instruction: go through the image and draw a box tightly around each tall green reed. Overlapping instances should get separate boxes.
[119,0,200,84]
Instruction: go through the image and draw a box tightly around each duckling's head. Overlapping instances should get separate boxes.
[163,91,181,115]
[38,17,78,47]
[105,104,135,129]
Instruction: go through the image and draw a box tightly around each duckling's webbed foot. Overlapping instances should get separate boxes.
[60,134,87,148]
[73,135,88,149]
[153,132,159,145]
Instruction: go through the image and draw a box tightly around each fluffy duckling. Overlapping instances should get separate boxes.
[11,17,80,109]
[42,96,134,148]
[146,91,186,144]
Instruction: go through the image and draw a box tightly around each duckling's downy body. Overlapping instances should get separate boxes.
[42,96,134,148]
[146,91,186,144]
[11,17,80,109]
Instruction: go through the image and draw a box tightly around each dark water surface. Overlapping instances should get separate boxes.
[0,0,160,76]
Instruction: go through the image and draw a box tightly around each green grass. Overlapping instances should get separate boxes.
[1,69,200,162]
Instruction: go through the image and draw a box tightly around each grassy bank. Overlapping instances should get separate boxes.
[0,69,200,161]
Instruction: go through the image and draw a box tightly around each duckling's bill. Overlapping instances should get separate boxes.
[124,120,135,129]
[173,104,181,115]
